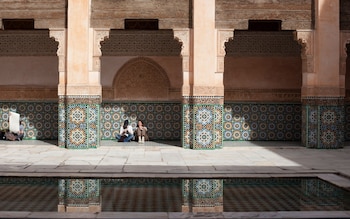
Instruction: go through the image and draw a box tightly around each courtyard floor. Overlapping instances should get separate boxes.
[0,140,350,218]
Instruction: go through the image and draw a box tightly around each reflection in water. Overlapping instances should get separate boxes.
[0,177,349,213]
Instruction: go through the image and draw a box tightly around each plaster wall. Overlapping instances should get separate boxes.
[224,57,302,90]
[101,56,182,89]
[0,56,58,86]
[101,56,182,101]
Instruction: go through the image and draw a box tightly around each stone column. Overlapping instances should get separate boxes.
[297,0,344,148]
[179,0,224,149]
[61,0,102,149]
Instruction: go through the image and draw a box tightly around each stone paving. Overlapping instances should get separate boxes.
[0,140,350,218]
[0,140,350,178]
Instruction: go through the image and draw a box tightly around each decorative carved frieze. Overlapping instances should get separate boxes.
[340,31,350,76]
[65,95,101,104]
[295,30,314,57]
[301,87,345,98]
[93,28,110,72]
[94,29,110,57]
[174,28,191,96]
[0,86,57,100]
[173,28,190,57]
[226,31,301,57]
[295,30,314,73]
[225,89,301,102]
[49,28,66,76]
[183,96,224,104]
[0,30,58,56]
[192,86,225,97]
[302,96,345,106]
[217,29,234,73]
[100,30,182,56]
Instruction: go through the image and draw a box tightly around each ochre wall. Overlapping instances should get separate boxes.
[101,56,182,89]
[0,57,58,86]
[224,57,302,90]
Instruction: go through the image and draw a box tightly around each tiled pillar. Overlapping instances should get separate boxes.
[180,0,224,149]
[297,0,344,148]
[302,97,344,148]
[58,179,101,213]
[182,179,223,212]
[58,0,103,149]
[183,96,223,149]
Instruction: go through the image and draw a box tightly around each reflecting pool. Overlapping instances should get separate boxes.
[0,177,349,213]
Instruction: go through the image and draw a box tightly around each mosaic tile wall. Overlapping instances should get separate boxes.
[0,101,306,142]
[0,101,58,140]
[100,102,182,140]
[223,103,301,141]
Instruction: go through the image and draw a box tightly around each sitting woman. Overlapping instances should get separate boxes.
[135,120,148,143]
[116,120,134,142]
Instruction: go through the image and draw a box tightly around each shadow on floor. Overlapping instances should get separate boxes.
[2,139,350,148]
[101,139,182,147]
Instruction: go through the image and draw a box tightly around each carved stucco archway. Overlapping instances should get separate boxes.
[113,57,171,101]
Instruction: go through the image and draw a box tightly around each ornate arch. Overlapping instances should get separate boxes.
[113,57,171,100]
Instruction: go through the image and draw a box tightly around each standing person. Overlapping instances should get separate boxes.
[116,120,134,142]
[136,120,148,143]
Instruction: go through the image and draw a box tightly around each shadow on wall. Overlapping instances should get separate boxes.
[223,103,301,141]
[100,102,182,141]
[0,101,58,141]
[101,56,183,141]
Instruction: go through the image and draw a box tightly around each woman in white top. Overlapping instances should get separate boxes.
[116,120,134,142]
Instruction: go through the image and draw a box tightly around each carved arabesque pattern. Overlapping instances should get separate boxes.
[114,58,170,100]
